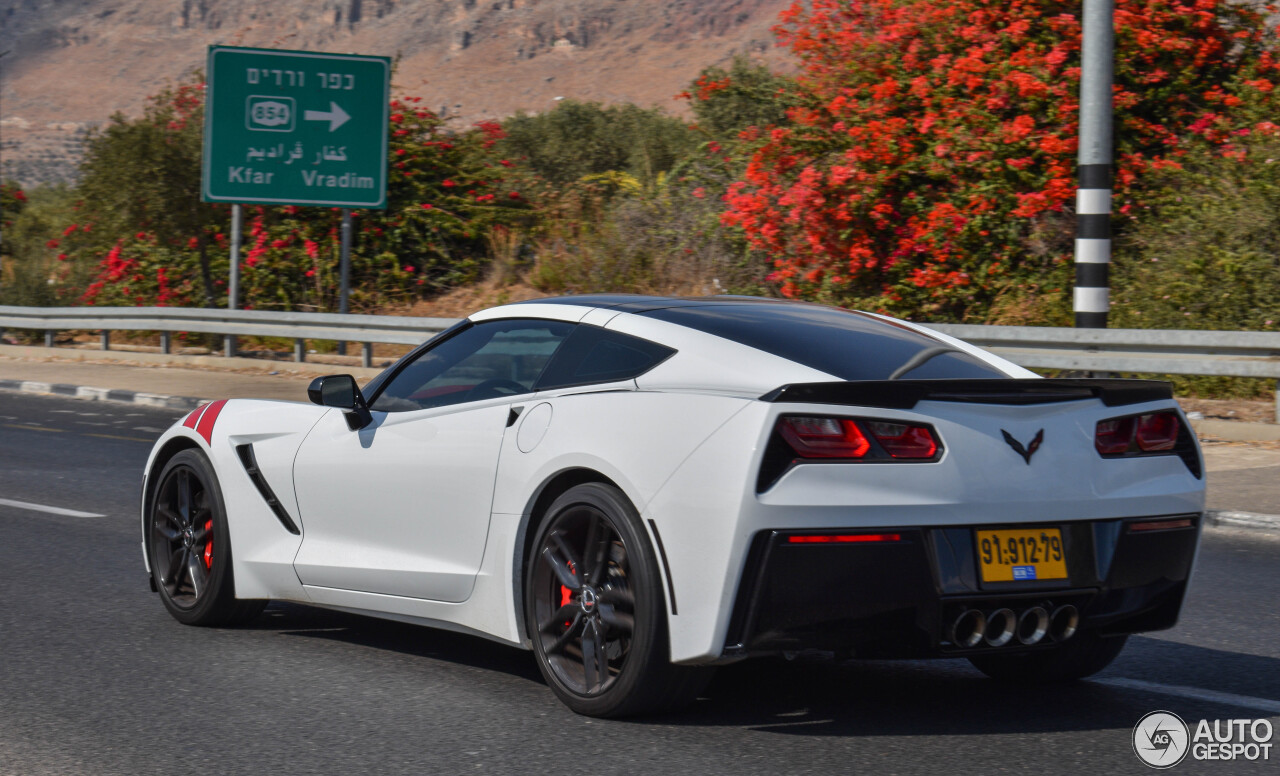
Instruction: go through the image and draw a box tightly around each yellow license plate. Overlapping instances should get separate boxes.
[976,528,1068,582]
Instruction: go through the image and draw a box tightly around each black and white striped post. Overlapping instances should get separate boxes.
[1075,0,1113,329]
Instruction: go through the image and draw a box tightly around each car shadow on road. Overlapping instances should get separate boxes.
[245,601,545,684]
[244,603,1280,734]
[659,637,1280,735]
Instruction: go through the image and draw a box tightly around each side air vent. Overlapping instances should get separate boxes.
[235,444,301,535]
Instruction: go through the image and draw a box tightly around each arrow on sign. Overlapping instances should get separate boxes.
[304,101,351,132]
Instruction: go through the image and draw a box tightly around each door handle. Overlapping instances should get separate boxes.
[506,406,525,427]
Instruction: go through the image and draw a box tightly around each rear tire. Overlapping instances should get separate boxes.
[525,483,712,717]
[968,632,1128,683]
[146,449,265,627]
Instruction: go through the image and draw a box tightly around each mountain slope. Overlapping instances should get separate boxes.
[0,0,792,186]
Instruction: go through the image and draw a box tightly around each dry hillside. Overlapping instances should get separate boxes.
[0,0,792,187]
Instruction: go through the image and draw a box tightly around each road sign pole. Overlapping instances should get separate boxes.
[337,208,352,355]
[1074,0,1114,329]
[0,50,10,287]
[226,203,242,357]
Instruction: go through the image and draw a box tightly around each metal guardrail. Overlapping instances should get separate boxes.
[0,305,457,367]
[923,323,1280,379]
[1,305,1277,418]
[923,323,1280,423]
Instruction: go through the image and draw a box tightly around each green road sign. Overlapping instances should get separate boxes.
[203,46,390,209]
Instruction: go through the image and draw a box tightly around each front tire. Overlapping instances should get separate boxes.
[525,483,711,717]
[968,632,1128,683]
[146,449,264,626]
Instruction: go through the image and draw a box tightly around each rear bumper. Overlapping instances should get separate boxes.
[722,514,1200,659]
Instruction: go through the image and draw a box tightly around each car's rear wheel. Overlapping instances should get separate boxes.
[968,632,1128,683]
[146,449,265,626]
[526,483,711,717]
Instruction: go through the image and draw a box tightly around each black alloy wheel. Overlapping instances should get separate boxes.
[532,501,636,696]
[147,449,264,626]
[152,463,214,607]
[527,483,711,717]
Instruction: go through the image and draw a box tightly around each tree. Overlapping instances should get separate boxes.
[682,56,796,139]
[722,0,1280,321]
[1113,135,1280,334]
[499,100,697,187]
[66,83,530,311]
[75,80,221,306]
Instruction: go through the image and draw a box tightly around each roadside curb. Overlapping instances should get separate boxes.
[1205,510,1280,534]
[1191,418,1280,443]
[0,379,208,411]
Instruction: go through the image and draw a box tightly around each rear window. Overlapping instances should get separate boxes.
[640,304,1007,381]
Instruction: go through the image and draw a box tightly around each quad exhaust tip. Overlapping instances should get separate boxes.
[1017,606,1049,645]
[952,604,1079,649]
[1051,604,1079,642]
[984,608,1016,647]
[951,609,986,648]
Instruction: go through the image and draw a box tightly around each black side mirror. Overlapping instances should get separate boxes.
[307,374,373,430]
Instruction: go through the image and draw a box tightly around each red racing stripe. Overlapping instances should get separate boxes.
[194,399,228,445]
[182,403,209,430]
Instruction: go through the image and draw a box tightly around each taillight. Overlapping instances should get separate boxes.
[778,416,870,458]
[866,421,938,458]
[1094,417,1135,455]
[1095,411,1181,454]
[775,416,940,461]
[1135,412,1180,451]
[759,414,945,490]
[786,533,902,544]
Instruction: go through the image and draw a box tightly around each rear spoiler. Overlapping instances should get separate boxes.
[760,378,1173,409]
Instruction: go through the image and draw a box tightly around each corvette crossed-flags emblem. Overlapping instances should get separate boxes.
[1001,429,1045,464]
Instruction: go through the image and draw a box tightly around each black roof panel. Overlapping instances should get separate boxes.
[638,303,1008,381]
[512,294,799,313]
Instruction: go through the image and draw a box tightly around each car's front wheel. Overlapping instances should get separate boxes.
[526,482,711,717]
[968,632,1128,683]
[146,449,264,627]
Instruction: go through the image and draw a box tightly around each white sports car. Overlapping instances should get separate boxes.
[141,295,1205,716]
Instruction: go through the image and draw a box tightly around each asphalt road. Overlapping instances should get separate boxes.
[2,391,1278,775]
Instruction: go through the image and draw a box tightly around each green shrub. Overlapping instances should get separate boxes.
[499,101,697,188]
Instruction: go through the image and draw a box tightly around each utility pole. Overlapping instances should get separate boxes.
[1074,0,1114,328]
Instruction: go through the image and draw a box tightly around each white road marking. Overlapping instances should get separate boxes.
[1098,677,1280,715]
[50,410,74,414]
[133,426,164,433]
[75,421,109,427]
[0,498,104,518]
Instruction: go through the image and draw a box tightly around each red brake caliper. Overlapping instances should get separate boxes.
[203,519,214,569]
[560,561,576,627]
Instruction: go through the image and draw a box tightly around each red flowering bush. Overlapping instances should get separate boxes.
[721,0,1280,321]
[80,235,197,307]
[1,183,26,235]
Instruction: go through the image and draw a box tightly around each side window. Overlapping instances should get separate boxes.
[371,319,574,412]
[536,325,675,390]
